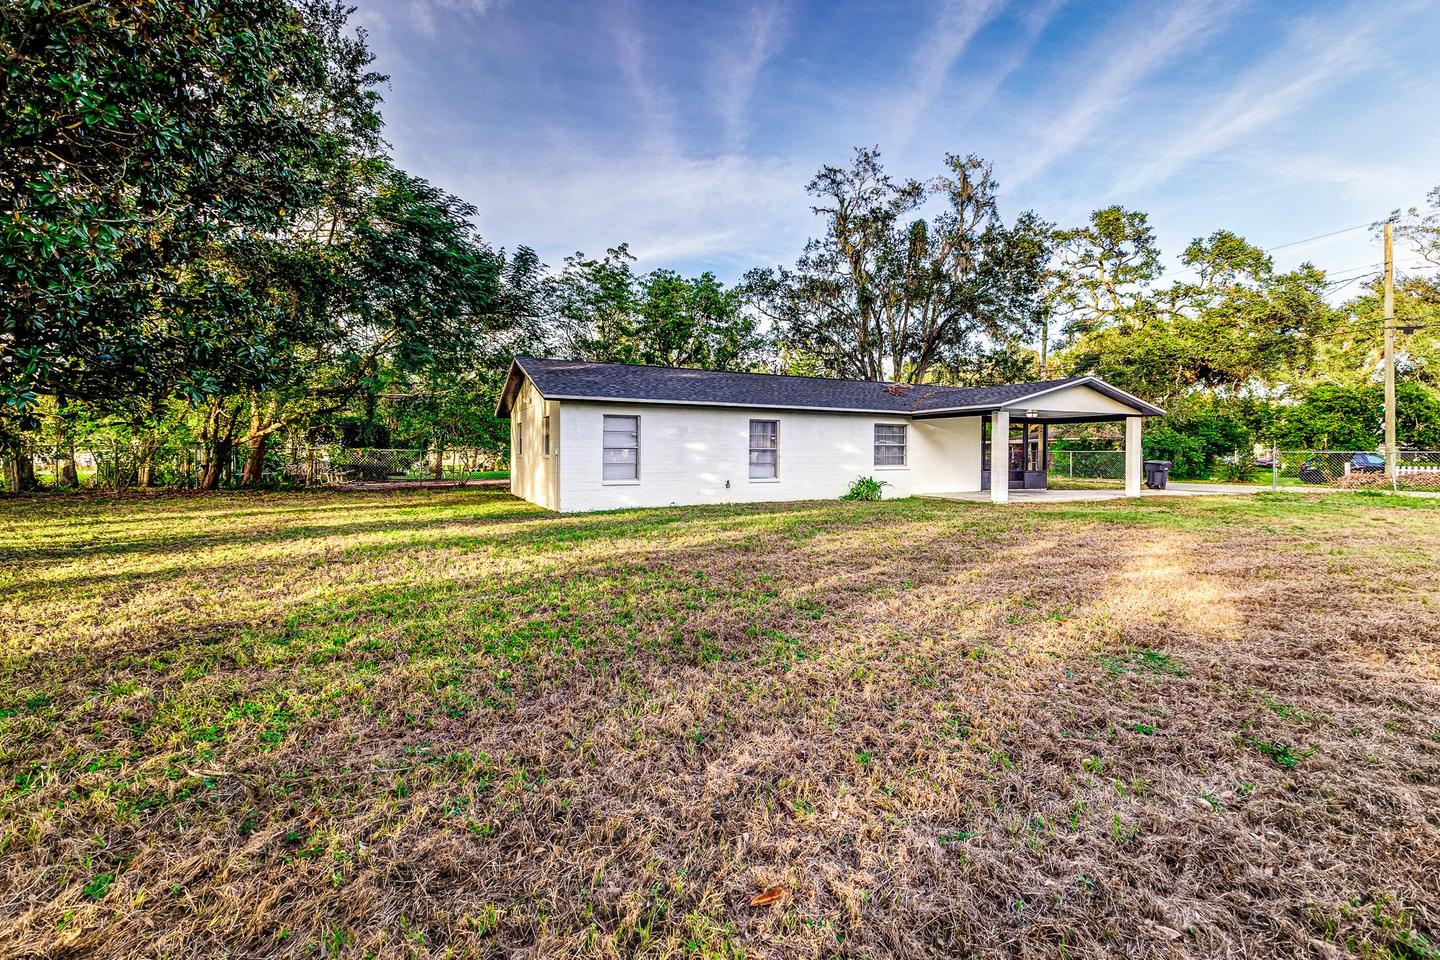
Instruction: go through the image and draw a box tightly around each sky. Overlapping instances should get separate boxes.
[352,0,1440,289]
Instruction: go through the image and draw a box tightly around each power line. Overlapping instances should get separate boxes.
[1166,221,1380,281]
[1324,259,1435,277]
[1264,222,1374,252]
[1324,274,1377,295]
[1303,319,1438,343]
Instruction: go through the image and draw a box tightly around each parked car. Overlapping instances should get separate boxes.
[1298,452,1384,484]
[1253,453,1280,469]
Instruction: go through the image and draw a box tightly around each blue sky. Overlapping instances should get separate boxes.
[354,0,1440,287]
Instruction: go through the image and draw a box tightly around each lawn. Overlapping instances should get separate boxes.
[2,488,1438,958]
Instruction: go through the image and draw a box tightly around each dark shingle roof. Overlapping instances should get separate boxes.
[497,358,1162,418]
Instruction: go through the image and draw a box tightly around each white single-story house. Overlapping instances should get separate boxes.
[496,357,1165,512]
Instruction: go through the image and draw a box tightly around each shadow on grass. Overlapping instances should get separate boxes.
[0,495,998,677]
[5,488,1439,958]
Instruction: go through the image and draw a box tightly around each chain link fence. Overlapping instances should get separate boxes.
[1050,450,1125,481]
[26,443,214,491]
[280,447,504,485]
[1044,448,1440,492]
[4,445,505,491]
[1270,450,1440,491]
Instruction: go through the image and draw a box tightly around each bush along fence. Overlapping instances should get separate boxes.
[282,447,505,485]
[2,445,506,492]
[1049,448,1440,491]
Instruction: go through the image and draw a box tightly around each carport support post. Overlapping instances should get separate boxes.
[990,410,1009,504]
[1125,416,1143,497]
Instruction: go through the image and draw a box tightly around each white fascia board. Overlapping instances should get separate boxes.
[990,377,1164,416]
[904,381,1093,416]
[1051,377,1166,415]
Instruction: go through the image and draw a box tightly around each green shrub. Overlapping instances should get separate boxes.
[841,476,889,501]
[1217,454,1255,483]
[1142,425,1208,479]
[1144,414,1250,480]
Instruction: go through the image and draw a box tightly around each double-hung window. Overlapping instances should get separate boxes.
[542,415,552,456]
[514,422,524,459]
[602,415,640,481]
[749,420,779,479]
[874,423,907,466]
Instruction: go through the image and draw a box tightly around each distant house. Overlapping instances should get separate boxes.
[495,357,1164,512]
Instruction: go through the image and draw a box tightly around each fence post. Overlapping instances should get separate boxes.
[1271,445,1278,490]
[1068,451,1074,478]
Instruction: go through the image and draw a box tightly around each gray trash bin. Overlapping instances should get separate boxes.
[1143,459,1171,490]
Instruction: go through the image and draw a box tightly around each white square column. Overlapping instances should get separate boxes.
[991,410,1010,504]
[1125,416,1143,497]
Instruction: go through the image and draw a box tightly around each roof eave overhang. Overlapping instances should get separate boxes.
[911,376,1164,418]
[494,363,1164,419]
[494,358,538,418]
[542,394,913,416]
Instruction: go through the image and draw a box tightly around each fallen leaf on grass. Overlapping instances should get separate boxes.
[749,887,786,907]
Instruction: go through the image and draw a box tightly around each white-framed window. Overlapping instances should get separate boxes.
[542,415,552,456]
[602,415,639,481]
[749,419,778,479]
[515,422,524,458]
[874,423,907,466]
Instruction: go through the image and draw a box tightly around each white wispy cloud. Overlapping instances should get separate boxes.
[610,3,677,155]
[1007,0,1234,187]
[405,0,508,38]
[453,149,816,272]
[887,0,1008,148]
[1115,15,1378,194]
[714,1,788,151]
[931,0,1065,134]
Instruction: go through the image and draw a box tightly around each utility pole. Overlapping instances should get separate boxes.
[1383,221,1397,483]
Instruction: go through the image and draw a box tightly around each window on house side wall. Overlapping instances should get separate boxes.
[874,424,907,466]
[603,415,639,481]
[749,420,778,479]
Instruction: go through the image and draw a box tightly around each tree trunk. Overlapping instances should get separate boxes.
[199,396,243,492]
[432,444,445,480]
[242,433,268,486]
[136,437,155,487]
[6,450,37,492]
[200,440,231,491]
[58,457,78,487]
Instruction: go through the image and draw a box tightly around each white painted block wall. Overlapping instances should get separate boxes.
[508,378,561,510]
[527,400,982,512]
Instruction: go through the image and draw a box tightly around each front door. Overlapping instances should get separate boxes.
[1008,435,1026,487]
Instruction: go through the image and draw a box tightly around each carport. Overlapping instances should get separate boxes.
[911,378,1166,504]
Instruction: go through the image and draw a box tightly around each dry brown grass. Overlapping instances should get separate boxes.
[1335,471,1440,490]
[1,488,1438,959]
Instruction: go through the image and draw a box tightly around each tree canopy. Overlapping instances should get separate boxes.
[545,245,766,370]
[3,4,1439,492]
[743,149,1052,383]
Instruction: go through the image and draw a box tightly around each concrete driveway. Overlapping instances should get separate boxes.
[926,482,1273,503]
